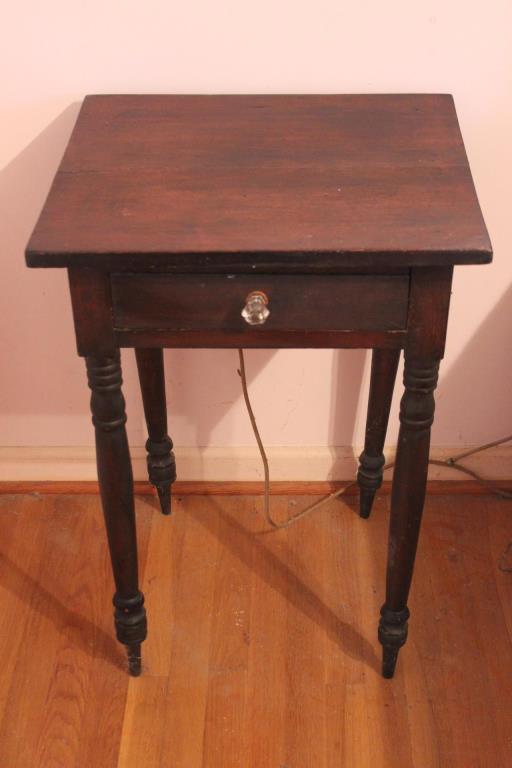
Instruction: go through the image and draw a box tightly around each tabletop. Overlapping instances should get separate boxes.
[26,94,492,271]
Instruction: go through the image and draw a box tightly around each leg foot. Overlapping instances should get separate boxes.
[358,485,375,520]
[378,605,410,678]
[127,644,142,676]
[357,349,400,519]
[145,436,175,516]
[357,453,385,519]
[381,647,399,679]
[113,591,147,675]
[135,349,176,515]
[156,480,172,516]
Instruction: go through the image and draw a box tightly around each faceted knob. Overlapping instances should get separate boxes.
[241,291,270,326]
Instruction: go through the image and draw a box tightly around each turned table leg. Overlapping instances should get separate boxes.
[378,355,439,677]
[378,266,452,678]
[135,348,176,515]
[86,352,147,675]
[357,348,400,519]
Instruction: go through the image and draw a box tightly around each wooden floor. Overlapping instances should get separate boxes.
[0,492,511,767]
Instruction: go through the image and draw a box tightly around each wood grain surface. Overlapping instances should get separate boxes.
[111,273,410,333]
[0,492,511,767]
[26,94,492,270]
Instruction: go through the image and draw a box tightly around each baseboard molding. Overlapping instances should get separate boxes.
[0,444,510,485]
[1,478,512,496]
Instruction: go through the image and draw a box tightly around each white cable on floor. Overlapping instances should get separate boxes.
[237,349,512,531]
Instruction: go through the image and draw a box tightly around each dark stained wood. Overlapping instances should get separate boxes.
[379,266,453,677]
[26,94,491,270]
[68,268,114,356]
[86,353,147,675]
[407,266,454,358]
[112,272,410,334]
[135,348,176,515]
[116,328,407,350]
[24,94,492,685]
[357,348,401,518]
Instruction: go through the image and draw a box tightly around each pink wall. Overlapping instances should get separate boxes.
[1,1,511,455]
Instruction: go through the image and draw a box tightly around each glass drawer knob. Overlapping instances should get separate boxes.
[241,291,270,326]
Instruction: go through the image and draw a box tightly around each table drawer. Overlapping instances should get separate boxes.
[111,273,409,335]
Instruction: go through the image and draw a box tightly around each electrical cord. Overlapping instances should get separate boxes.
[237,349,512,533]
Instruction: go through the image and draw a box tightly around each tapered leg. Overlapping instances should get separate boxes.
[135,348,176,515]
[378,356,439,677]
[357,348,400,519]
[86,352,147,676]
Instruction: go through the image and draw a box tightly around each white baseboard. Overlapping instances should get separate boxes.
[0,445,510,482]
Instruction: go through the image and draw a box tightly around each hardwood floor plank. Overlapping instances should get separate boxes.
[33,495,101,768]
[0,494,153,768]
[282,498,332,768]
[244,499,290,768]
[489,498,512,643]
[410,496,512,767]
[118,496,221,767]
[160,497,221,768]
[201,496,254,767]
[117,495,185,767]
[0,494,45,749]
[78,495,153,768]
[0,495,77,767]
[362,496,427,768]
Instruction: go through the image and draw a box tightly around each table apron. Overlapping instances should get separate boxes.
[110,272,410,349]
[114,328,407,349]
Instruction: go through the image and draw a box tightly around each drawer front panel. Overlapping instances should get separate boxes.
[111,273,409,334]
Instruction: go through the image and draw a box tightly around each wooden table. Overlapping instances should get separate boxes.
[26,94,492,679]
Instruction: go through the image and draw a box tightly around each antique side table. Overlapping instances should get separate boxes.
[26,95,491,678]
